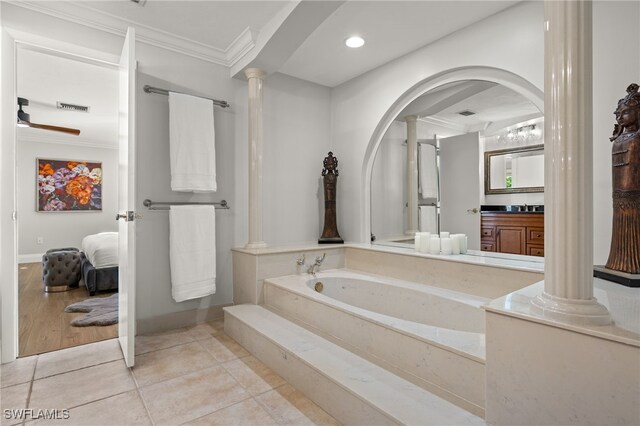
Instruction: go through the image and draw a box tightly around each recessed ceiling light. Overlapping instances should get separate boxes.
[345,36,365,48]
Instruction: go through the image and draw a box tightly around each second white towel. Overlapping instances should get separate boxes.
[169,92,217,192]
[419,144,438,199]
[170,205,216,302]
[419,205,438,233]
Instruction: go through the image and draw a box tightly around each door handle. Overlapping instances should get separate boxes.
[467,208,479,214]
[116,211,141,221]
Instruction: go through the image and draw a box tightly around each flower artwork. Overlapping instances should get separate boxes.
[37,159,102,212]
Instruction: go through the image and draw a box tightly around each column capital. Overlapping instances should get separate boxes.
[404,115,418,123]
[244,68,266,80]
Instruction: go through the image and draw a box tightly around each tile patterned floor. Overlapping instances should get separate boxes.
[0,319,339,426]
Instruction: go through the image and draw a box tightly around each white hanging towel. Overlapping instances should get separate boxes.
[169,92,217,192]
[170,205,216,302]
[419,144,438,199]
[419,205,438,233]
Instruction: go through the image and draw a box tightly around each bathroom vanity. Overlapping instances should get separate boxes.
[480,206,544,257]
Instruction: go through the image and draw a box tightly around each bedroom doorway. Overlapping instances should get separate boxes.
[15,45,120,357]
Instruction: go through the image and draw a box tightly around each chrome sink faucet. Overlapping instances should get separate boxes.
[307,253,326,276]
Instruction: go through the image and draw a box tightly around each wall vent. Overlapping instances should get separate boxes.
[458,110,476,116]
[56,102,90,113]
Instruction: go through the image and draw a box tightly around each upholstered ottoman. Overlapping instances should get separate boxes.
[42,248,81,292]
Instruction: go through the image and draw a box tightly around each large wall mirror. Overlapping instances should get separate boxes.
[370,78,544,259]
[485,144,544,194]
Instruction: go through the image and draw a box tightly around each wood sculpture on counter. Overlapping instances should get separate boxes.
[319,152,344,244]
[595,83,640,287]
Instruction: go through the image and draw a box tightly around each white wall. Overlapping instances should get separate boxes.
[330,1,545,243]
[371,120,406,241]
[233,72,333,248]
[17,141,118,258]
[261,73,332,245]
[592,1,640,264]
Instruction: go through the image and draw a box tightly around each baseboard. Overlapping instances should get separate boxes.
[136,303,232,335]
[18,253,44,264]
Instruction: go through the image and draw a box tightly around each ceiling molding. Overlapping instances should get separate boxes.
[226,27,258,68]
[18,131,118,150]
[12,1,257,67]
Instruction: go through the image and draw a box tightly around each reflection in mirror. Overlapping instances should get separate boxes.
[485,144,544,194]
[370,80,544,259]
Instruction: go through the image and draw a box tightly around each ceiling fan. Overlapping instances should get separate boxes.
[17,97,81,136]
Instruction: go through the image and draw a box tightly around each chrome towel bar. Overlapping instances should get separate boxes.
[143,199,229,210]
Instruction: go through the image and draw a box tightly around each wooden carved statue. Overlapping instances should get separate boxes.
[319,152,344,244]
[605,83,640,277]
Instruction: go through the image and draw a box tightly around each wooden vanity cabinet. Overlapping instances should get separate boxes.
[480,213,544,257]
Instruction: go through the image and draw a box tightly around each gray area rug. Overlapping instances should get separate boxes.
[64,293,118,327]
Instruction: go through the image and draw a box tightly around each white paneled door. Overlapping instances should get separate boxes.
[117,27,137,367]
[439,132,481,250]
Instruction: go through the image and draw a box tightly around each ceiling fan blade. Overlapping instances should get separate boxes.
[27,122,81,136]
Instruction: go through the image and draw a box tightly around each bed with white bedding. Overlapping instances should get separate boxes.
[80,232,118,295]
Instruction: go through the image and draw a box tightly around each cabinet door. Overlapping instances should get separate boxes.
[496,226,526,255]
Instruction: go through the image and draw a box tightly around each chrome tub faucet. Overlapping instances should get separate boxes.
[307,253,326,275]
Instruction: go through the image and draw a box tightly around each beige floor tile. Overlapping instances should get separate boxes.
[135,327,194,355]
[132,341,217,387]
[186,398,278,426]
[222,356,286,396]
[139,365,250,425]
[0,383,30,410]
[1,382,30,425]
[30,360,135,410]
[35,339,122,380]
[32,390,151,426]
[185,321,223,341]
[256,384,339,426]
[1,355,37,388]
[198,334,249,363]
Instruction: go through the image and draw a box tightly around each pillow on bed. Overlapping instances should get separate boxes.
[81,232,118,269]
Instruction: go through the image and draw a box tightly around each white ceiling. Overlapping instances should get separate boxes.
[75,0,291,50]
[279,1,518,87]
[14,1,519,87]
[17,48,118,148]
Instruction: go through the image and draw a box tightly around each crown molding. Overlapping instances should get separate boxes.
[18,131,118,150]
[226,27,258,68]
[12,1,258,67]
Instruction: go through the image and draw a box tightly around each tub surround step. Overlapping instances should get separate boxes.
[262,272,486,417]
[224,304,484,426]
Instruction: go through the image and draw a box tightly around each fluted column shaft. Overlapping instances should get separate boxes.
[245,68,267,249]
[406,116,419,234]
[532,0,610,325]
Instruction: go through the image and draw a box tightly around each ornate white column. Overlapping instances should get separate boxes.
[405,115,419,235]
[531,0,610,324]
[245,68,267,249]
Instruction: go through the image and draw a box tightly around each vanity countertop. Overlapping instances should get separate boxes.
[481,205,544,213]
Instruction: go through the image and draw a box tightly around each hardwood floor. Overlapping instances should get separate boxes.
[18,262,118,357]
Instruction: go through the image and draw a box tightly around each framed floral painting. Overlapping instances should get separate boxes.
[37,159,102,212]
